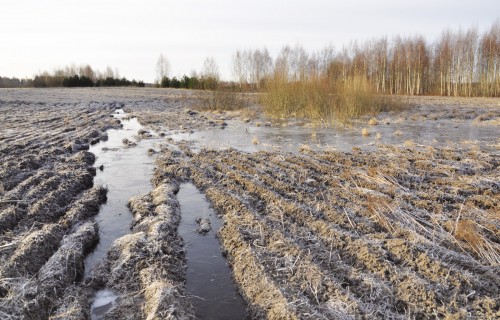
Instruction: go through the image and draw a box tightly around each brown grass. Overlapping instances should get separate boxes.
[455,219,500,265]
[262,76,397,124]
[404,139,415,147]
[196,88,250,111]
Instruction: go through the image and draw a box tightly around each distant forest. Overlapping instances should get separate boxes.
[0,65,145,88]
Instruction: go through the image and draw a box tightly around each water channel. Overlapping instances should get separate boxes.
[85,110,247,319]
[177,183,247,320]
[84,110,157,276]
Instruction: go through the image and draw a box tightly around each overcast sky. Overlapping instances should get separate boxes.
[1,0,499,83]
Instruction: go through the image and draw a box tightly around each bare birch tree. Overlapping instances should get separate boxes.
[156,54,171,84]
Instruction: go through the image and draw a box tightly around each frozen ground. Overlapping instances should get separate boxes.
[0,88,498,319]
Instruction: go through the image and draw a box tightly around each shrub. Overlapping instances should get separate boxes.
[262,76,390,124]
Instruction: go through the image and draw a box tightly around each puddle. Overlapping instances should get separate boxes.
[90,289,119,319]
[177,183,247,320]
[170,119,499,154]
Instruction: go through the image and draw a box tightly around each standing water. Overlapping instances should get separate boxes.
[178,183,247,320]
[170,118,500,154]
[84,110,157,275]
[85,110,247,319]
[84,109,159,318]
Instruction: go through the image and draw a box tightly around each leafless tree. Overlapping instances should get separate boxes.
[252,48,273,90]
[201,56,219,90]
[156,54,171,84]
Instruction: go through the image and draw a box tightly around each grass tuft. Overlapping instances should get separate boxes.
[404,139,415,147]
[252,136,260,145]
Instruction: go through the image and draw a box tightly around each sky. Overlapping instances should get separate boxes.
[1,0,499,83]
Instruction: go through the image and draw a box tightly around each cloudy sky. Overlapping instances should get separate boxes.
[1,0,498,82]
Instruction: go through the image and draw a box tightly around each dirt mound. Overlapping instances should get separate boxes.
[0,222,99,319]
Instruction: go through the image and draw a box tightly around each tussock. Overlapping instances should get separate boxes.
[252,136,260,145]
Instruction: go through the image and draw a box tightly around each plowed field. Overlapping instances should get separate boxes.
[156,144,500,319]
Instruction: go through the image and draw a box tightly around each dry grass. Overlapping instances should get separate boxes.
[252,136,260,145]
[262,76,397,124]
[454,219,500,265]
[196,89,250,111]
[368,117,379,125]
[404,139,415,147]
[162,144,500,319]
[298,144,312,153]
[361,128,370,136]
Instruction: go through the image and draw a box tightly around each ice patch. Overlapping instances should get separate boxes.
[91,289,119,319]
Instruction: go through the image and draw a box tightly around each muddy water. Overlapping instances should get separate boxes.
[170,119,499,154]
[84,110,161,318]
[177,183,247,320]
[84,110,158,276]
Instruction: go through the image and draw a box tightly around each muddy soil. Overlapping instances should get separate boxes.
[0,88,203,319]
[1,88,499,319]
[86,182,194,319]
[0,96,118,318]
[156,143,499,319]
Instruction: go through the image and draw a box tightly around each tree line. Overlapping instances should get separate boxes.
[229,22,500,97]
[1,64,145,88]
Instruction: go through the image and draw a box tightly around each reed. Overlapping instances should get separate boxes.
[261,76,394,124]
[196,86,250,111]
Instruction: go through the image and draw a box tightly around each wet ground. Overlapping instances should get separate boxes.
[169,116,499,154]
[1,88,499,319]
[84,110,158,276]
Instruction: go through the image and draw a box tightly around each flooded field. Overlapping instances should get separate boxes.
[0,88,499,319]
